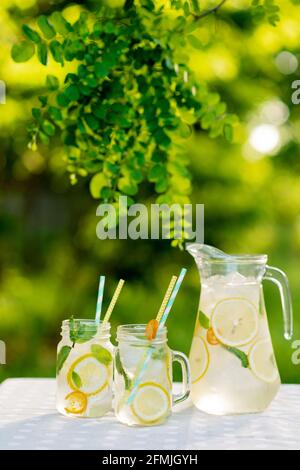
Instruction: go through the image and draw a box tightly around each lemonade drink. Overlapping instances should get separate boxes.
[114,324,190,426]
[56,319,113,418]
[190,272,281,415]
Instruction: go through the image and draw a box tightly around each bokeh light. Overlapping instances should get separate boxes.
[275,51,299,75]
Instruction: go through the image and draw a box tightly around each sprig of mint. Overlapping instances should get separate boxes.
[69,317,97,344]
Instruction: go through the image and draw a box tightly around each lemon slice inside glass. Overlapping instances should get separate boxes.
[189,336,210,383]
[249,339,279,383]
[67,354,109,397]
[211,298,259,347]
[65,391,87,415]
[132,382,170,424]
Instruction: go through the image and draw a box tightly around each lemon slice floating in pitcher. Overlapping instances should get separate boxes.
[211,298,259,347]
[67,354,109,397]
[132,382,170,424]
[249,339,279,383]
[189,336,210,384]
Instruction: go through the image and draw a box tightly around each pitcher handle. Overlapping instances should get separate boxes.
[264,265,293,340]
[172,350,191,406]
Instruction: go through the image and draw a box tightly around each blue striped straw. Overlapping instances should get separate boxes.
[158,268,187,328]
[95,276,105,324]
[127,268,187,405]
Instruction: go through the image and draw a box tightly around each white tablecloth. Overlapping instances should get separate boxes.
[0,379,299,450]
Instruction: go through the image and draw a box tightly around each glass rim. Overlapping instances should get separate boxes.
[117,323,167,343]
[199,255,268,265]
[62,319,111,332]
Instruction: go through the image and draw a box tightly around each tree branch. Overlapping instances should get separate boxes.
[193,0,227,20]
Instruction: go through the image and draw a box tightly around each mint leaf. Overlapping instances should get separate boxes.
[115,351,132,390]
[199,311,210,330]
[224,346,249,368]
[56,345,71,374]
[69,318,97,343]
[91,344,112,366]
[72,371,82,389]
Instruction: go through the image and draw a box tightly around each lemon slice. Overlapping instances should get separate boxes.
[132,382,170,424]
[67,354,109,397]
[189,336,210,384]
[65,391,87,415]
[249,339,279,383]
[211,298,259,347]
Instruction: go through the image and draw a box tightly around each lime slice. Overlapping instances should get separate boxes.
[211,298,259,347]
[249,339,279,383]
[189,336,210,384]
[67,353,109,396]
[132,382,170,424]
[65,391,87,415]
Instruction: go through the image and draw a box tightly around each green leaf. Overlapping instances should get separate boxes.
[65,85,80,101]
[39,131,50,145]
[32,108,42,121]
[46,74,59,91]
[115,350,132,390]
[49,106,62,122]
[148,164,166,182]
[56,345,71,374]
[49,40,64,65]
[56,92,70,108]
[199,311,210,329]
[69,318,97,343]
[84,114,99,131]
[22,25,41,44]
[37,42,48,65]
[11,41,35,63]
[90,173,107,199]
[187,34,202,49]
[224,124,233,142]
[50,11,73,37]
[37,15,56,40]
[224,346,249,368]
[72,371,82,388]
[42,120,55,137]
[118,177,138,196]
[95,62,109,78]
[91,344,112,366]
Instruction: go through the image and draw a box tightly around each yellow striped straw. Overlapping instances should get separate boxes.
[156,276,177,324]
[102,279,125,325]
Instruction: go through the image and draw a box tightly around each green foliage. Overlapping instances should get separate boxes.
[10,2,238,216]
[251,0,281,25]
[11,41,35,62]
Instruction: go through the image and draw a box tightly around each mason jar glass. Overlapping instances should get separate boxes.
[56,319,113,418]
[114,324,191,426]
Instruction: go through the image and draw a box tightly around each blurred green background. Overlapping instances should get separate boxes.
[0,0,299,383]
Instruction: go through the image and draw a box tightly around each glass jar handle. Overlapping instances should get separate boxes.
[171,350,191,406]
[264,265,293,340]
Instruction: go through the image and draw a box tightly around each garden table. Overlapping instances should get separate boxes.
[0,379,299,450]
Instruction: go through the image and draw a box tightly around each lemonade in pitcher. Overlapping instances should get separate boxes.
[187,244,293,415]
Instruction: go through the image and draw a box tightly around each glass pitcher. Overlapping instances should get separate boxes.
[187,244,293,416]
